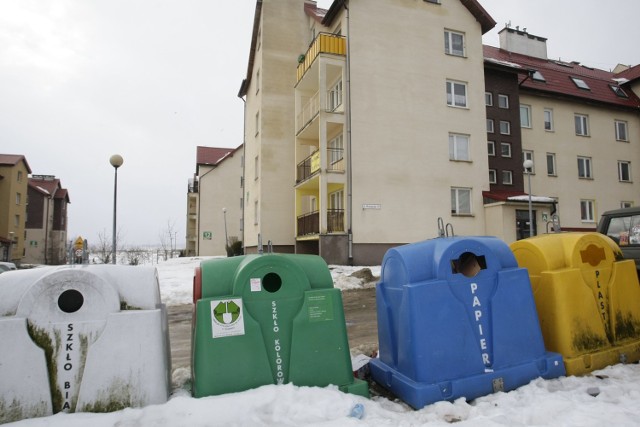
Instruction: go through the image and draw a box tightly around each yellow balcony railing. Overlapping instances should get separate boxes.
[297,33,346,82]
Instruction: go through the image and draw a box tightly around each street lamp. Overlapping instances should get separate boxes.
[523,159,534,238]
[109,154,124,264]
[222,207,228,254]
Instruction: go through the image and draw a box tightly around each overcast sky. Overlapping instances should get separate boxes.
[1,0,639,248]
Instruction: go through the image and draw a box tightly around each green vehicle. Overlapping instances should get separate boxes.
[597,206,640,277]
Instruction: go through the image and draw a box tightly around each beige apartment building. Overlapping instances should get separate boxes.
[483,28,640,240]
[240,0,496,264]
[0,154,31,264]
[186,146,243,256]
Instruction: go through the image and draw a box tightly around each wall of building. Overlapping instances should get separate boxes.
[243,0,310,252]
[0,163,29,263]
[519,93,640,229]
[197,152,243,256]
[345,0,489,248]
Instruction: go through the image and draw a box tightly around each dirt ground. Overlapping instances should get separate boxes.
[167,287,378,371]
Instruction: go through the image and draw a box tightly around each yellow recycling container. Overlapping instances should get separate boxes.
[511,232,640,376]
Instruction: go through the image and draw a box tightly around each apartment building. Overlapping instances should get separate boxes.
[483,27,640,242]
[240,0,496,265]
[24,175,70,265]
[0,154,31,264]
[186,146,243,256]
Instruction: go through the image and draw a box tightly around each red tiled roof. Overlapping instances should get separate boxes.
[616,64,640,83]
[483,45,640,110]
[28,176,70,202]
[304,1,327,23]
[0,154,32,173]
[196,146,237,166]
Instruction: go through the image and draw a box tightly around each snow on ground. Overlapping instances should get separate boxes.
[8,258,640,426]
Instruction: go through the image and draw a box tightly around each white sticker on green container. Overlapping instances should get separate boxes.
[307,294,333,322]
[250,277,261,292]
[211,298,245,338]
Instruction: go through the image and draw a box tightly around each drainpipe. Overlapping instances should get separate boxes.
[344,0,353,266]
[44,194,51,265]
[240,96,247,254]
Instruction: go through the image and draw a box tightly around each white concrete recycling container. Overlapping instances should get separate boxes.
[0,265,171,424]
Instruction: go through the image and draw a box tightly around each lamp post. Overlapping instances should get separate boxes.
[523,159,534,238]
[109,154,124,264]
[222,207,228,254]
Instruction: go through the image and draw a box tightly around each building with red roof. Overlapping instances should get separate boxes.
[186,145,243,256]
[25,175,71,265]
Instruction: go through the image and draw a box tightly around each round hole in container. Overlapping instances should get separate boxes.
[58,289,84,313]
[262,272,282,293]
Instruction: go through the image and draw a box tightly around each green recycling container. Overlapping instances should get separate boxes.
[191,253,368,398]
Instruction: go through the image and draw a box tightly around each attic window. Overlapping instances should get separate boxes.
[571,77,590,90]
[424,0,440,3]
[532,71,546,82]
[610,85,629,98]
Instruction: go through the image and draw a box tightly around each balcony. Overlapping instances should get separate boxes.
[296,209,345,237]
[296,150,320,183]
[297,33,346,82]
[297,211,319,236]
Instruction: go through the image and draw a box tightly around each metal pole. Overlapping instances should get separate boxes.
[112,166,118,264]
[110,154,123,264]
[527,171,533,238]
[223,208,228,252]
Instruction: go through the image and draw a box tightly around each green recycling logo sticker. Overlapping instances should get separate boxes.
[210,298,245,338]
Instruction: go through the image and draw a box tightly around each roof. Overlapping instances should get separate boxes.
[0,154,32,173]
[616,64,640,84]
[196,146,240,167]
[483,190,556,204]
[483,45,640,110]
[28,176,71,203]
[304,1,327,23]
[323,0,496,34]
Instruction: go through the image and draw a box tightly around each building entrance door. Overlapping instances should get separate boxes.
[516,209,536,240]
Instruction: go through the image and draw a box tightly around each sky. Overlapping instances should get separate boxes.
[5,259,640,425]
[1,0,639,248]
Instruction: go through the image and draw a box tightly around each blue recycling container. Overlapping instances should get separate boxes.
[369,236,565,409]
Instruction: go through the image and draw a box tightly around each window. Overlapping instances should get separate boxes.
[502,170,513,185]
[616,120,628,141]
[425,0,440,4]
[255,111,260,135]
[451,187,471,215]
[501,143,512,158]
[578,156,592,179]
[546,153,557,176]
[446,80,467,108]
[619,161,631,182]
[489,169,497,184]
[544,109,554,131]
[499,120,511,135]
[498,94,509,109]
[532,70,546,82]
[571,77,590,90]
[610,84,628,98]
[523,151,534,173]
[487,141,495,156]
[14,215,20,226]
[486,119,494,133]
[16,193,21,205]
[485,92,493,106]
[254,156,259,180]
[254,200,259,225]
[580,200,595,222]
[444,30,465,56]
[256,69,260,94]
[17,171,23,182]
[621,201,633,209]
[328,79,343,111]
[520,105,531,128]
[449,133,470,161]
[575,114,589,136]
[328,134,344,168]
